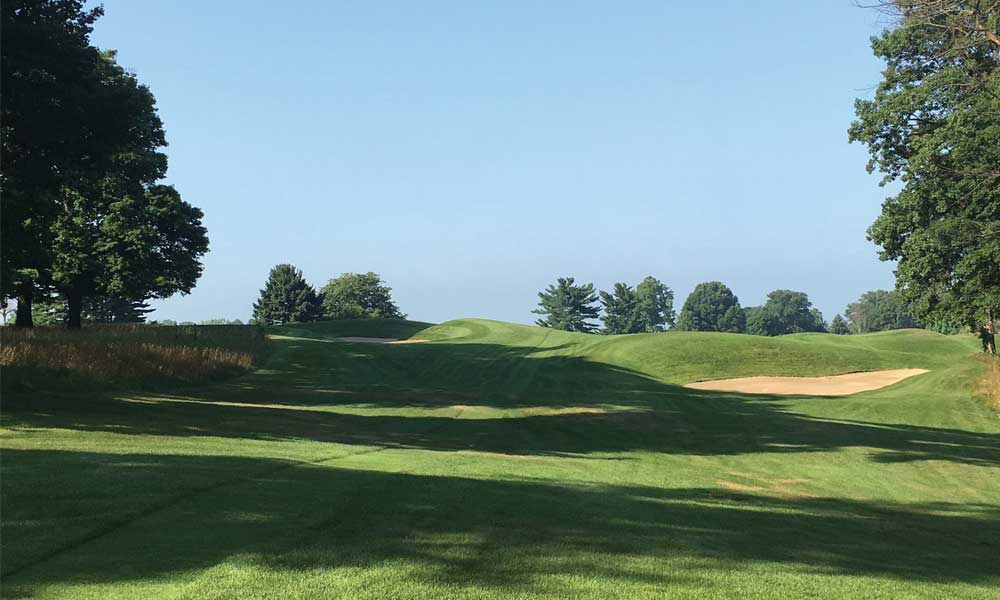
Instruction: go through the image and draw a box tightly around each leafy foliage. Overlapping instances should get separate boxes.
[534,277,600,333]
[845,290,921,334]
[746,290,826,336]
[850,0,1000,351]
[320,272,405,320]
[675,282,745,333]
[1,3,208,328]
[252,264,321,325]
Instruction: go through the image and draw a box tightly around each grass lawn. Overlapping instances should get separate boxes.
[2,319,998,598]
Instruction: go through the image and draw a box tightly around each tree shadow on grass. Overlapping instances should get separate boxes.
[4,338,1000,467]
[1,448,998,596]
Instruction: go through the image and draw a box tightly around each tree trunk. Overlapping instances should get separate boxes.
[987,309,997,355]
[14,281,34,328]
[66,289,83,330]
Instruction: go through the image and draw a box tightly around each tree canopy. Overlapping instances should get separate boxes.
[320,272,405,320]
[1,1,208,328]
[599,276,675,334]
[252,264,321,325]
[746,290,826,336]
[844,289,921,334]
[534,277,600,333]
[850,0,1000,352]
[674,282,745,333]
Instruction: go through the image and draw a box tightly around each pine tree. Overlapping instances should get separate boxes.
[533,277,600,333]
[634,276,676,332]
[829,314,850,335]
[600,283,640,334]
[252,264,321,325]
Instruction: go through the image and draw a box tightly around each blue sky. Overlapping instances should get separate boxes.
[90,1,898,325]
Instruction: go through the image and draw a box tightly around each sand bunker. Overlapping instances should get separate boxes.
[336,337,428,345]
[684,368,928,396]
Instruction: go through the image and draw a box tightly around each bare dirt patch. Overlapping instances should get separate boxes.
[685,368,929,396]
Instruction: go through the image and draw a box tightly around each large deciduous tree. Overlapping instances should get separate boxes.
[253,264,321,325]
[2,2,208,329]
[534,277,600,333]
[746,290,826,336]
[674,282,746,333]
[850,0,1000,353]
[320,272,405,320]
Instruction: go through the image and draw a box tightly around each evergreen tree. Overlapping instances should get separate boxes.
[600,283,640,334]
[320,272,405,320]
[533,277,600,333]
[675,282,745,333]
[252,264,321,325]
[634,276,676,332]
[83,296,153,323]
[829,314,850,335]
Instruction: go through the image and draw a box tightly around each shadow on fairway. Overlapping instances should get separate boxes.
[4,339,1000,467]
[2,448,998,594]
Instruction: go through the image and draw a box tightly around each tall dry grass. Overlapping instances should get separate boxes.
[976,355,1000,409]
[1,324,267,392]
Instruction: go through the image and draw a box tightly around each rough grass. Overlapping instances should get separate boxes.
[1,319,998,599]
[976,355,1000,408]
[0,324,267,392]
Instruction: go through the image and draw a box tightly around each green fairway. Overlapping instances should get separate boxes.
[2,319,998,599]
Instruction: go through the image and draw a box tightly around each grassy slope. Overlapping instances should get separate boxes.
[2,319,998,599]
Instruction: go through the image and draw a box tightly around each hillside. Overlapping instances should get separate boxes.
[1,319,997,599]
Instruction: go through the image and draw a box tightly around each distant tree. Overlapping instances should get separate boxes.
[845,290,920,334]
[534,277,600,333]
[320,272,405,320]
[155,319,178,326]
[178,321,196,326]
[829,314,850,335]
[744,306,766,336]
[674,282,745,333]
[634,276,676,332]
[745,292,825,336]
[600,283,640,334]
[850,1,1000,352]
[199,318,244,325]
[252,264,321,325]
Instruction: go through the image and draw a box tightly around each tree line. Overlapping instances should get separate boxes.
[533,277,941,337]
[1,1,209,329]
[251,264,405,325]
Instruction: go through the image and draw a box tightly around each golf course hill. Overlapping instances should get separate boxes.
[2,317,997,599]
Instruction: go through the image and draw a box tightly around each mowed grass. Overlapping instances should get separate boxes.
[1,318,999,599]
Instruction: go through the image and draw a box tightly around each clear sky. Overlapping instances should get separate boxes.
[89,1,899,325]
